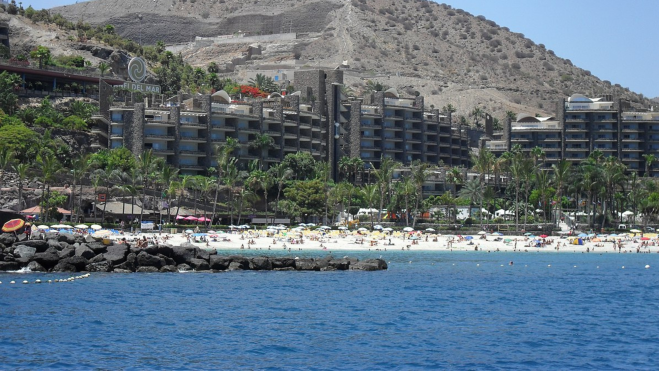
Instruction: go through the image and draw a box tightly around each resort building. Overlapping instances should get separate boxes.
[93,69,472,178]
[485,94,659,175]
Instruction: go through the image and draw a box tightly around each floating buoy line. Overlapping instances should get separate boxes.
[1,273,91,285]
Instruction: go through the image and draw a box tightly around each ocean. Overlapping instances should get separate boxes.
[1,250,658,370]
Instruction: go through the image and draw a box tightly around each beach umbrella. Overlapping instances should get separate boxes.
[540,234,548,238]
[592,237,602,242]
[524,232,532,236]
[197,217,211,222]
[493,232,503,236]
[477,231,487,235]
[373,225,383,230]
[409,236,419,240]
[207,230,216,233]
[50,224,67,229]
[383,227,393,232]
[319,225,331,229]
[338,226,348,230]
[578,233,588,238]
[609,234,618,237]
[465,236,473,240]
[90,224,102,230]
[504,238,513,243]
[184,216,198,221]
[185,229,193,233]
[193,233,207,237]
[630,229,642,233]
[587,233,596,238]
[358,227,368,232]
[403,227,414,232]
[2,219,25,232]
[74,224,89,229]
[641,237,650,241]
[176,215,186,220]
[425,228,435,232]
[37,225,49,230]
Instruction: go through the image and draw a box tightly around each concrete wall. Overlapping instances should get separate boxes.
[124,103,145,156]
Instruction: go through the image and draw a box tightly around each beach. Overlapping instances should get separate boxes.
[113,229,659,255]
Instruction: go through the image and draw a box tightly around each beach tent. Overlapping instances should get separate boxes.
[571,238,584,245]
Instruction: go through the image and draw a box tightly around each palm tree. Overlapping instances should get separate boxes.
[158,164,179,224]
[12,162,29,211]
[247,169,272,223]
[471,146,494,226]
[361,184,379,229]
[371,156,397,222]
[235,187,258,225]
[271,163,293,218]
[249,134,275,170]
[470,107,484,129]
[643,153,656,177]
[0,148,13,199]
[459,179,481,219]
[398,176,415,226]
[551,159,572,225]
[197,176,215,226]
[410,161,430,228]
[222,158,239,225]
[37,154,61,222]
[338,156,352,181]
[441,104,457,125]
[69,153,90,222]
[530,146,546,168]
[446,166,463,195]
[137,149,157,224]
[364,80,389,93]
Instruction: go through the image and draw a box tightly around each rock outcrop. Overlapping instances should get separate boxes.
[0,233,387,273]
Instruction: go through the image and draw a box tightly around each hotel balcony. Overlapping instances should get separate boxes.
[180,136,207,143]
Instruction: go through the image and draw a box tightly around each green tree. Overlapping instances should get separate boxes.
[283,180,327,220]
[249,133,275,170]
[0,71,22,114]
[410,160,430,228]
[30,45,51,69]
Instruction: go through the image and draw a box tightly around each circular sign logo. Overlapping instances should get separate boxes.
[128,57,147,82]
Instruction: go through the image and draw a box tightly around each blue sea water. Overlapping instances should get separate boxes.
[1,250,659,370]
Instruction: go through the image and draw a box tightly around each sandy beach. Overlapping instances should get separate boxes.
[111,229,659,255]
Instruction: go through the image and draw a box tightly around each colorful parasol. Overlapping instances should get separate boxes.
[2,218,25,232]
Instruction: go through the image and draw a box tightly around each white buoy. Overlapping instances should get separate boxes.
[22,280,28,284]
[645,265,650,269]
[10,281,15,284]
[597,266,599,269]
[548,264,551,267]
[48,280,52,283]
[622,266,625,269]
[501,264,504,267]
[476,264,480,267]
[574,266,577,268]
[0,281,2,284]
[35,279,41,284]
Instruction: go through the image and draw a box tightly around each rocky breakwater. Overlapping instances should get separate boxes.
[0,233,387,273]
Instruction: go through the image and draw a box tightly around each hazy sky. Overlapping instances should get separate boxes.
[22,0,659,98]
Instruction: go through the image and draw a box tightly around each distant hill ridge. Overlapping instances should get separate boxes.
[50,0,652,118]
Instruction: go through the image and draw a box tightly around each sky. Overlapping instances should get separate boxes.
[22,0,659,99]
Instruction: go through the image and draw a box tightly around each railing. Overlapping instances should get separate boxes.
[0,58,107,79]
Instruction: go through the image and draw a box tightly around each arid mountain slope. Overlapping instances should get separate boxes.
[50,0,652,118]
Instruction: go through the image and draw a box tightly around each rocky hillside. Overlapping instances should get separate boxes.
[44,0,655,118]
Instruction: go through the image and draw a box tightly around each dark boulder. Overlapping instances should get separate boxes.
[0,261,19,271]
[136,251,165,268]
[75,245,96,260]
[350,259,388,271]
[60,256,89,271]
[209,255,231,270]
[17,239,49,252]
[57,234,76,244]
[228,256,249,269]
[171,246,196,265]
[177,263,192,272]
[271,257,296,269]
[160,265,178,273]
[113,268,132,273]
[58,242,71,250]
[47,239,62,251]
[249,256,272,270]
[58,247,75,259]
[136,266,159,273]
[114,252,136,271]
[87,254,106,264]
[52,261,77,272]
[13,245,37,260]
[156,244,173,257]
[27,261,47,272]
[227,261,244,271]
[87,242,107,254]
[86,261,113,272]
[31,252,60,269]
[274,267,296,271]
[16,233,26,242]
[104,245,128,264]
[320,266,337,271]
[189,258,210,271]
[44,232,59,240]
[295,258,319,271]
[195,248,215,260]
[159,254,176,266]
[0,233,16,246]
[328,258,352,270]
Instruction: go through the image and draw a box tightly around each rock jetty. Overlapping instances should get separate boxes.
[0,233,387,273]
